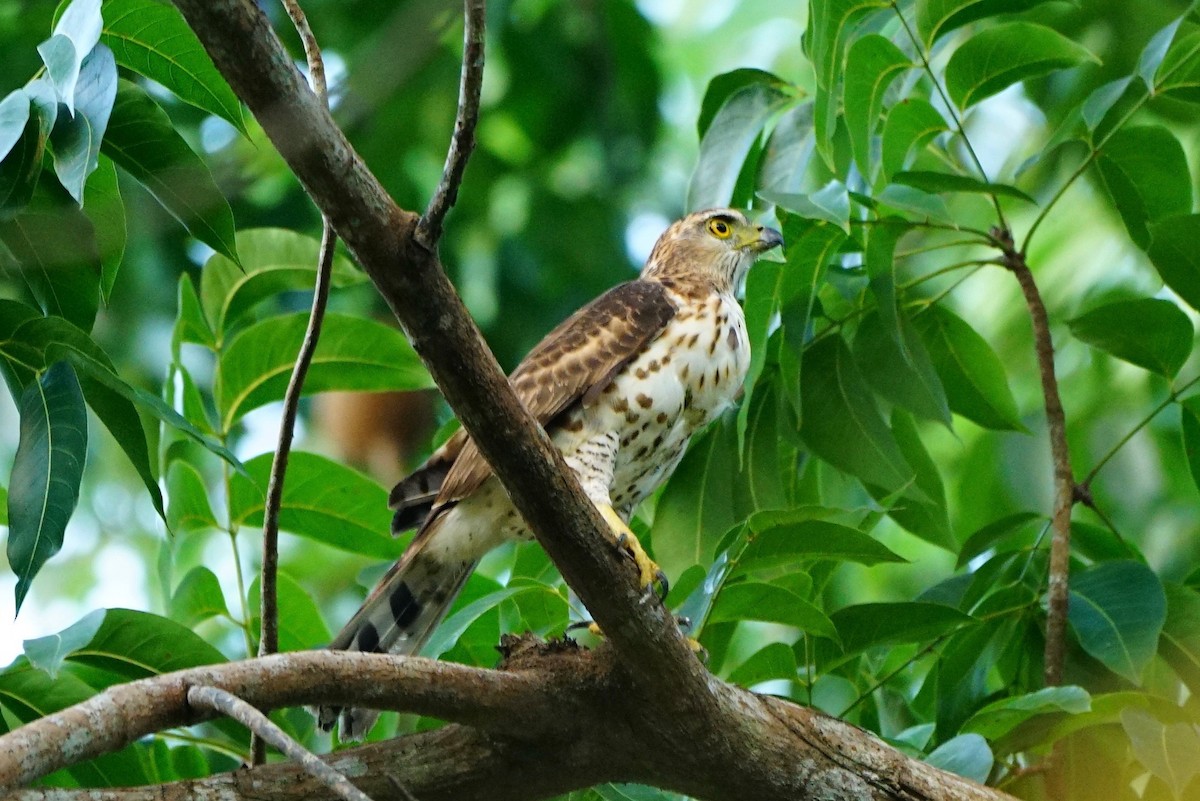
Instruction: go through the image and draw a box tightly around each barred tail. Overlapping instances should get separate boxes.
[317,515,475,740]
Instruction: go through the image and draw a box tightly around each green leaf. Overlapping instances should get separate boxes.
[1156,29,1200,102]
[65,348,240,473]
[424,584,565,659]
[83,155,125,301]
[1137,14,1187,87]
[5,314,164,519]
[1096,127,1193,250]
[854,311,951,426]
[0,91,32,163]
[886,408,953,549]
[651,416,739,580]
[957,512,1042,568]
[217,312,432,430]
[759,181,850,231]
[806,0,889,92]
[22,609,105,679]
[0,186,101,331]
[1081,76,1135,133]
[891,171,1035,204]
[945,22,1098,109]
[843,35,911,178]
[925,734,992,784]
[832,601,974,655]
[734,511,907,572]
[169,566,229,628]
[40,0,103,112]
[199,228,364,340]
[48,43,117,203]
[880,98,949,180]
[727,642,799,687]
[696,68,788,138]
[0,84,51,220]
[799,335,918,495]
[1068,561,1166,683]
[248,572,331,652]
[65,608,227,678]
[688,82,791,211]
[1068,298,1192,378]
[101,80,237,263]
[741,219,846,429]
[173,274,215,352]
[913,306,1024,431]
[1159,582,1200,695]
[101,0,246,132]
[165,460,218,533]
[708,581,837,640]
[875,184,953,223]
[916,0,1062,46]
[1148,215,1200,313]
[7,361,87,614]
[1121,708,1200,799]
[0,486,6,526]
[961,686,1091,740]
[228,451,402,559]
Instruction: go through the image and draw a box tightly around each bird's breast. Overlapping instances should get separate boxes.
[598,290,749,511]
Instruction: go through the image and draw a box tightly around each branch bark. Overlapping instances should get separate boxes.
[0,2,1023,799]
[0,637,1014,801]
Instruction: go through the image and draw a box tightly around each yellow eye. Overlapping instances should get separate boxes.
[707,218,732,239]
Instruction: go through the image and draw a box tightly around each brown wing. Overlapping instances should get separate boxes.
[387,428,467,533]
[424,279,677,509]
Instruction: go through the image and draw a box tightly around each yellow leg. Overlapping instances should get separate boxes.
[597,503,666,596]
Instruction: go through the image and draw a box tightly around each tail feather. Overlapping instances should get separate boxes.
[318,529,476,740]
[388,431,466,533]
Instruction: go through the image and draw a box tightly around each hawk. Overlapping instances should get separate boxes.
[319,208,783,738]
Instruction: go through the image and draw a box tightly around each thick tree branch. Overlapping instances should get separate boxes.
[416,0,485,250]
[187,686,374,801]
[0,638,1015,801]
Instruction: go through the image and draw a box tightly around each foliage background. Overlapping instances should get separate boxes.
[1,0,1200,798]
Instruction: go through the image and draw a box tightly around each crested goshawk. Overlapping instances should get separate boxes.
[319,208,784,739]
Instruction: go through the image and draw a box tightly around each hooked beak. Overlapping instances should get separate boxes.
[739,225,784,254]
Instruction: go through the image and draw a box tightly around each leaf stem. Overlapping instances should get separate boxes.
[889,1,1008,229]
[1082,372,1200,487]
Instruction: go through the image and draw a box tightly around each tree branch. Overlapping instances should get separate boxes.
[186,686,375,801]
[416,0,485,250]
[0,650,553,792]
[260,0,335,663]
[168,0,705,699]
[0,637,1017,801]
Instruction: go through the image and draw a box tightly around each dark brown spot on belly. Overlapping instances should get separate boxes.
[613,398,629,413]
[727,326,739,350]
[636,393,653,409]
[656,412,668,424]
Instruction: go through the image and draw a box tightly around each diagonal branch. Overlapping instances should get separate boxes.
[187,685,374,801]
[416,0,486,250]
[168,0,705,699]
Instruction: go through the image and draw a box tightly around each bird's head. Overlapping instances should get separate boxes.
[642,208,784,293]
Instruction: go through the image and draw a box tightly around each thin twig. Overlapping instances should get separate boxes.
[995,229,1076,688]
[1082,372,1200,487]
[186,685,375,801]
[416,0,486,250]
[258,0,336,765]
[889,0,1007,229]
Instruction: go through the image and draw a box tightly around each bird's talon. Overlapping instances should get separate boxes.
[598,504,665,596]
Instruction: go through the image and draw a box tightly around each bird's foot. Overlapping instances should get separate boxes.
[597,503,667,599]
